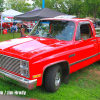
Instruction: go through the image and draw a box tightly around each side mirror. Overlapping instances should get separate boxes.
[76,36,81,41]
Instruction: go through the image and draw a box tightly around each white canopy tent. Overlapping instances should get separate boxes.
[1,9,23,34]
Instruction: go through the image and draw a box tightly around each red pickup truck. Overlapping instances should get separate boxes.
[0,18,99,92]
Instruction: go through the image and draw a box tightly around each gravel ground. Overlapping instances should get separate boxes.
[0,95,37,100]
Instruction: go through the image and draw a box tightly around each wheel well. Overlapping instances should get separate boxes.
[43,61,69,85]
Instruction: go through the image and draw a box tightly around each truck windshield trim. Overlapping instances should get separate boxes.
[29,20,75,41]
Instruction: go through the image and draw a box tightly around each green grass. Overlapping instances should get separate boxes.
[0,31,100,100]
[0,30,29,42]
[0,63,100,100]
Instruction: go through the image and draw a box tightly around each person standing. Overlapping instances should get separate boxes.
[17,23,27,37]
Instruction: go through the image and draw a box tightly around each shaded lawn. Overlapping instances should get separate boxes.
[0,32,100,100]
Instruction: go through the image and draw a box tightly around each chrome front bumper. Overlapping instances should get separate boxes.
[0,69,37,90]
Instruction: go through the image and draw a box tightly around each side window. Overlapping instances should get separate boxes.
[76,23,93,40]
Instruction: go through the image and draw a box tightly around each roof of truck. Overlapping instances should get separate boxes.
[41,17,91,22]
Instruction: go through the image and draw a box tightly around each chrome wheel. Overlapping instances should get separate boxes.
[55,71,61,86]
[44,64,62,92]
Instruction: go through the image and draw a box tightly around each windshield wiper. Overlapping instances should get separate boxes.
[31,34,39,36]
[47,35,56,39]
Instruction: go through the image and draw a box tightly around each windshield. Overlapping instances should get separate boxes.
[29,20,75,41]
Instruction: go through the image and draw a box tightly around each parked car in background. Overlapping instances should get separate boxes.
[97,21,100,26]
[0,19,13,29]
[23,21,36,32]
[0,17,21,29]
[23,21,34,28]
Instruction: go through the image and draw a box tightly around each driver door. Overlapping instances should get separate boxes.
[70,21,98,73]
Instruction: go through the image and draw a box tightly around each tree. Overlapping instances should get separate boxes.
[0,0,4,12]
[33,0,62,11]
[5,0,34,13]
[83,0,100,18]
[33,0,84,17]
[33,0,100,18]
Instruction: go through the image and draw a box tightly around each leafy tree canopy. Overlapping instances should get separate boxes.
[5,0,34,13]
[0,0,4,12]
[4,0,100,18]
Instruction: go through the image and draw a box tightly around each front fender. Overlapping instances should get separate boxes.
[43,60,69,72]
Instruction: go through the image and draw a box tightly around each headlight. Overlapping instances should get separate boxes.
[23,70,29,77]
[20,60,29,78]
[22,61,28,69]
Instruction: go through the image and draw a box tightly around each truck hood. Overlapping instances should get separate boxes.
[0,36,71,59]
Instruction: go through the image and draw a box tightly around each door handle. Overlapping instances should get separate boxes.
[91,39,96,41]
[79,40,83,42]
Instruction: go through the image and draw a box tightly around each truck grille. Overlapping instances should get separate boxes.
[0,54,20,74]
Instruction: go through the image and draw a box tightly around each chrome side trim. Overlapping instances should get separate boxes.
[70,53,98,66]
[0,69,37,90]
[69,54,75,58]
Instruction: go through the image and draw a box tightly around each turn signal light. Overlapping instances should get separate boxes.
[33,74,41,79]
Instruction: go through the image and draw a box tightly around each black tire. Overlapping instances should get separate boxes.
[44,64,62,92]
